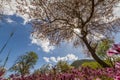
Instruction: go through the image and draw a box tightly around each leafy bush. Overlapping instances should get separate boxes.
[81,61,102,69]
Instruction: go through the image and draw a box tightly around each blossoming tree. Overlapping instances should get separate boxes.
[15,0,120,67]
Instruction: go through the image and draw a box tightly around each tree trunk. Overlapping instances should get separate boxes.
[82,38,110,67]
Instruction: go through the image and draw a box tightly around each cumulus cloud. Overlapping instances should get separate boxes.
[43,54,78,63]
[6,18,15,23]
[30,33,55,53]
[43,57,50,62]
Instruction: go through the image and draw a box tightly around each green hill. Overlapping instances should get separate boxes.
[71,59,95,68]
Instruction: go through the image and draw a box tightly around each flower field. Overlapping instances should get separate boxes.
[0,66,120,80]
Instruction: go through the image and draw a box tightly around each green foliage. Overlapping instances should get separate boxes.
[71,59,114,69]
[35,64,52,74]
[56,61,73,73]
[96,39,114,59]
[81,61,102,69]
[96,39,116,67]
[10,51,38,75]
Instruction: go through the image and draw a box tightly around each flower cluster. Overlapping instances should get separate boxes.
[107,43,120,57]
[0,67,119,80]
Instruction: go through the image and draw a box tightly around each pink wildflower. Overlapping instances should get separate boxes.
[107,48,118,57]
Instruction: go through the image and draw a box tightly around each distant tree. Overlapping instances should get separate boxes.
[34,64,52,74]
[16,0,120,67]
[34,61,72,75]
[10,51,38,75]
[56,61,73,73]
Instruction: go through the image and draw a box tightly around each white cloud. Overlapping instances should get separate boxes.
[43,54,78,63]
[50,57,57,63]
[43,57,50,62]
[30,33,55,53]
[6,18,15,23]
[67,54,78,61]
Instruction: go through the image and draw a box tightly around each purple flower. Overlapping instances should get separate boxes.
[113,44,120,52]
[114,75,120,80]
[107,48,118,56]
[107,43,120,56]
[115,62,120,68]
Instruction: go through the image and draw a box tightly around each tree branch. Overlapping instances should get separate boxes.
[83,0,95,27]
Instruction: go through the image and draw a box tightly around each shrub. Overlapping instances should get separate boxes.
[81,61,102,69]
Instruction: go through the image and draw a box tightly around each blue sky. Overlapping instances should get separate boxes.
[0,15,87,71]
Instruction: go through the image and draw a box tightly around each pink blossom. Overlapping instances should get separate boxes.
[114,75,120,80]
[113,44,120,53]
[115,62,120,68]
[96,78,101,80]
[107,48,119,56]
